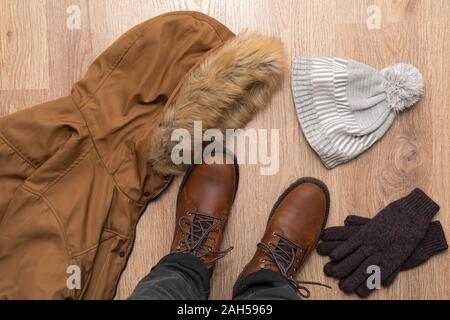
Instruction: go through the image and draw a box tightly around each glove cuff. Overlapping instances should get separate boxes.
[420,221,448,257]
[398,188,440,223]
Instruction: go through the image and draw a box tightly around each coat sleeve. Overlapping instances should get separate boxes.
[0,187,72,299]
[0,97,83,222]
[0,133,35,222]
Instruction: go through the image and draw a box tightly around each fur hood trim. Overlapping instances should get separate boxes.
[148,32,287,175]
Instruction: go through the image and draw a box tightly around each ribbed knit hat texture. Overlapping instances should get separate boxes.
[291,58,424,169]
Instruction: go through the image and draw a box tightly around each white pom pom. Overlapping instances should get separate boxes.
[381,63,424,113]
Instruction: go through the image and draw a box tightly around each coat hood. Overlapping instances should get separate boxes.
[72,11,286,181]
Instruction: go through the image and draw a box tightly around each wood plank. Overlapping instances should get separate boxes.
[0,0,49,90]
[0,0,448,300]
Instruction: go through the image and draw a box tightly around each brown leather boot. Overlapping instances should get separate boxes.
[171,151,239,271]
[234,177,330,298]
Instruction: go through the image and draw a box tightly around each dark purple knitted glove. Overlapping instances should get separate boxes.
[323,188,440,295]
[318,216,448,297]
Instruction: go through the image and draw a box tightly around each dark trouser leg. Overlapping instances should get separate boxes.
[128,253,210,300]
[233,269,301,300]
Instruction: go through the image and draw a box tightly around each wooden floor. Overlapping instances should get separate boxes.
[1,0,449,300]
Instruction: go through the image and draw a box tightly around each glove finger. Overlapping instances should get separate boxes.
[355,281,374,298]
[316,241,342,256]
[382,269,401,287]
[344,215,370,226]
[325,246,369,278]
[323,260,338,278]
[338,257,378,294]
[330,237,361,262]
[321,226,361,241]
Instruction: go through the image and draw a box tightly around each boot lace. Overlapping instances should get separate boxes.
[177,212,233,264]
[258,232,331,298]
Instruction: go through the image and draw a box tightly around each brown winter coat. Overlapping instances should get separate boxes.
[0,11,285,299]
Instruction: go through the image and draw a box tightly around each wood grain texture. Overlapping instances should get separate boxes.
[0,0,448,300]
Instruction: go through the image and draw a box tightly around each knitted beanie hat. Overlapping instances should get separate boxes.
[291,58,424,169]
